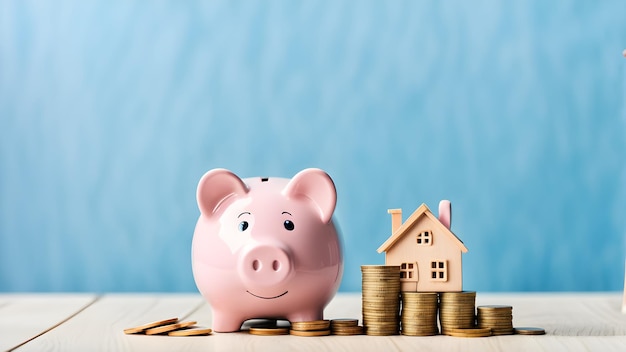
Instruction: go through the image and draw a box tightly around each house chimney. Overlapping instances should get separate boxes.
[388,209,402,234]
[438,200,452,229]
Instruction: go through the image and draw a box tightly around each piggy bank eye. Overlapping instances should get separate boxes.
[283,220,295,231]
[238,221,249,232]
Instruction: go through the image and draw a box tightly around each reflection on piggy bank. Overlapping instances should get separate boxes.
[192,168,343,332]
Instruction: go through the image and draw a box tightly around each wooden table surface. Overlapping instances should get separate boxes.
[1,292,625,351]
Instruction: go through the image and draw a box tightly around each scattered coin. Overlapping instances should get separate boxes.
[514,327,546,335]
[249,327,290,336]
[123,318,179,334]
[145,321,197,335]
[168,327,213,336]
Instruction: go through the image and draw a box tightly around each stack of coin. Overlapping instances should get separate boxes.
[361,265,401,336]
[330,319,364,335]
[400,292,439,336]
[439,291,476,335]
[477,305,514,335]
[249,327,290,336]
[445,327,492,338]
[290,320,331,336]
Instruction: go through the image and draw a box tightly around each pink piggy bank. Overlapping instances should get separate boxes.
[192,168,343,332]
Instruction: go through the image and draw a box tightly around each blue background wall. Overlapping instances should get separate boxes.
[1,0,625,293]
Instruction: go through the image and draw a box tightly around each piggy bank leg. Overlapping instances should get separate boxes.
[286,308,324,323]
[212,310,245,332]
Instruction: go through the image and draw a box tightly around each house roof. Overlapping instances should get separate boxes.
[376,203,468,254]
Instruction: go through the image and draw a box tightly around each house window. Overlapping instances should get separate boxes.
[416,231,432,246]
[430,260,447,281]
[400,262,415,280]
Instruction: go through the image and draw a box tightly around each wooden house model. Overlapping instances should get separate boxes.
[377,200,467,292]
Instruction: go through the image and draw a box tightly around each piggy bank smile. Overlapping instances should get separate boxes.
[246,290,288,300]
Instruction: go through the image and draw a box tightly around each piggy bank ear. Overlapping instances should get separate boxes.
[283,168,337,223]
[197,169,249,217]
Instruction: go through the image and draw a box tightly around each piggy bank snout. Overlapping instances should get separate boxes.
[238,244,292,288]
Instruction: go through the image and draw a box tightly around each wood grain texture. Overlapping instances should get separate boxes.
[3,292,626,351]
[0,294,96,351]
[13,294,204,352]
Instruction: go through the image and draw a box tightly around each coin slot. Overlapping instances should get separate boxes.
[261,177,269,182]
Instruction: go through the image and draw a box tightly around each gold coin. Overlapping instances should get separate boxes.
[290,329,331,337]
[440,291,476,295]
[332,325,364,335]
[514,327,546,335]
[491,329,515,336]
[440,302,475,306]
[477,312,513,316]
[145,321,196,335]
[363,294,399,298]
[330,319,359,327]
[402,306,438,311]
[478,323,513,329]
[168,327,213,336]
[402,319,438,324]
[402,328,439,332]
[402,314,437,319]
[402,295,438,301]
[444,327,491,338]
[361,265,400,270]
[478,314,513,318]
[402,332,438,336]
[440,316,476,321]
[478,320,512,325]
[365,326,400,332]
[123,317,179,334]
[402,318,437,323]
[363,315,399,321]
[477,315,512,320]
[402,328,438,334]
[249,327,290,336]
[403,301,438,306]
[404,302,439,306]
[365,329,399,336]
[362,286,400,290]
[362,301,399,306]
[290,320,330,331]
[477,305,512,310]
